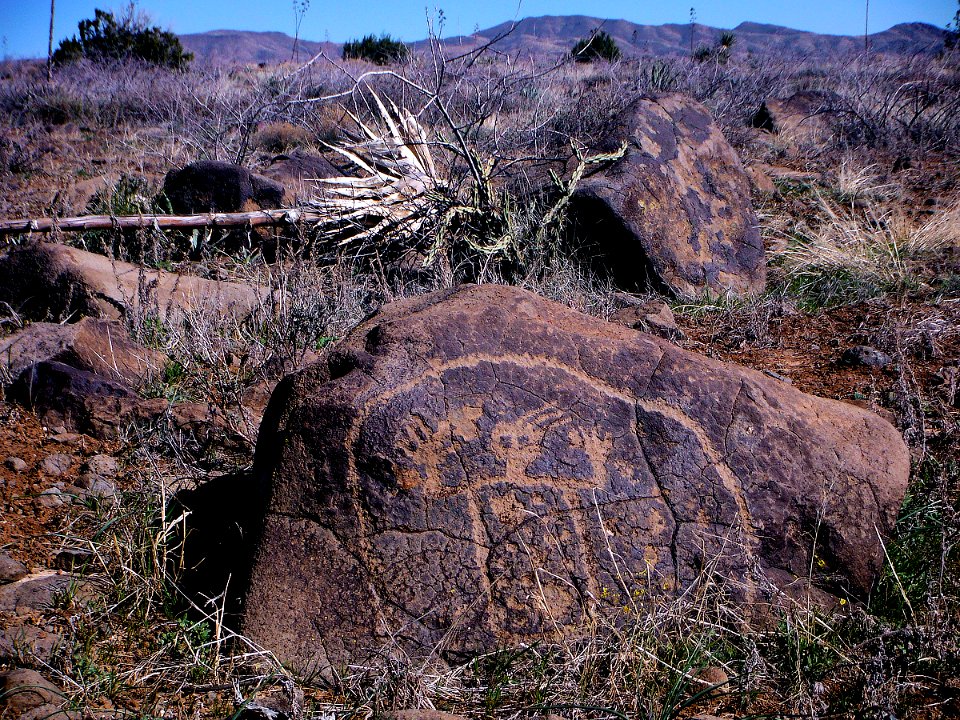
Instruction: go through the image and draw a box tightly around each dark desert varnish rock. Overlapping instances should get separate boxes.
[162,160,285,214]
[570,93,766,298]
[241,284,908,671]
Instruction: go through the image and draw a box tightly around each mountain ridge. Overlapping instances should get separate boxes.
[179,16,947,65]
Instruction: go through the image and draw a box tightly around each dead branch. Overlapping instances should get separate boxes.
[0,209,314,236]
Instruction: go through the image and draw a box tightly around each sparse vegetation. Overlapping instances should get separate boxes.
[1,12,960,720]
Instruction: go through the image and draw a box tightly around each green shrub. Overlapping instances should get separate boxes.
[571,30,622,63]
[342,34,409,65]
[52,8,192,69]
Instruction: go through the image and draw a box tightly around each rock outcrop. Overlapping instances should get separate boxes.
[751,90,843,144]
[241,285,909,671]
[569,93,765,298]
[0,317,165,386]
[0,241,268,323]
[162,160,285,214]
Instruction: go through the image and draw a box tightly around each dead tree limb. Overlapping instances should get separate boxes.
[0,209,319,237]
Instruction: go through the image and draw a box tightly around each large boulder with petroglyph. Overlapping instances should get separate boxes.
[241,285,908,670]
[569,93,765,297]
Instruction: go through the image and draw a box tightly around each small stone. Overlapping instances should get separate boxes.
[0,552,29,584]
[54,548,95,572]
[4,456,28,472]
[691,665,729,697]
[390,712,468,720]
[84,478,116,499]
[50,432,82,446]
[40,454,73,477]
[0,668,59,715]
[82,454,119,478]
[234,701,288,720]
[611,301,684,341]
[0,624,62,662]
[841,345,893,368]
[38,488,64,508]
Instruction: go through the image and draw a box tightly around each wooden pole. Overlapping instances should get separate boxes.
[864,0,870,53]
[0,208,319,237]
[47,0,55,82]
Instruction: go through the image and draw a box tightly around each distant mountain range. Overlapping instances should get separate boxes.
[179,30,338,66]
[180,16,947,66]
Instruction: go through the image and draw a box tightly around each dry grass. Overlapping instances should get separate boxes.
[773,195,958,307]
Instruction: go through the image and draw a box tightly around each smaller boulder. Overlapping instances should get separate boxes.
[11,361,166,441]
[12,360,263,447]
[570,93,765,297]
[610,300,684,341]
[841,345,893,369]
[261,149,343,203]
[0,668,61,716]
[0,241,269,323]
[0,318,166,389]
[162,160,285,214]
[0,552,28,584]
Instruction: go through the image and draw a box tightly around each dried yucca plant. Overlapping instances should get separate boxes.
[310,90,445,251]
[305,87,626,276]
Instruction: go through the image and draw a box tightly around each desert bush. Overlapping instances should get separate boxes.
[571,30,622,63]
[639,59,682,93]
[52,7,192,69]
[342,34,409,65]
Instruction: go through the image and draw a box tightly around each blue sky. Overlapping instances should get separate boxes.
[0,0,954,59]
